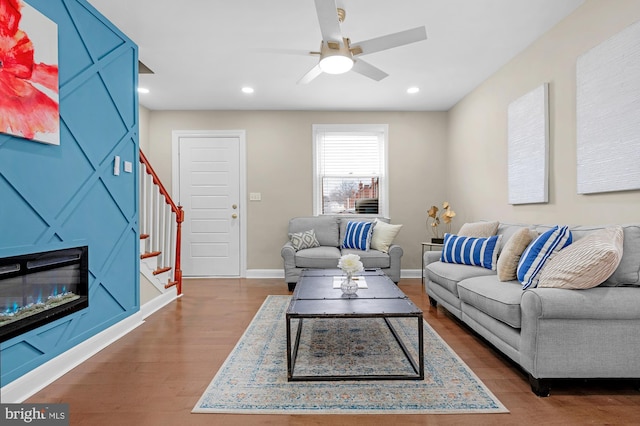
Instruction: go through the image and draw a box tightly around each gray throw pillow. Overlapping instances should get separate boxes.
[289,229,320,251]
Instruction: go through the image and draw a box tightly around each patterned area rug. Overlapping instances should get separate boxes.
[193,295,508,415]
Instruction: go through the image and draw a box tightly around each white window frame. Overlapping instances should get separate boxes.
[312,124,389,217]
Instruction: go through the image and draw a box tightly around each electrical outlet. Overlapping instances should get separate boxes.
[249,192,261,201]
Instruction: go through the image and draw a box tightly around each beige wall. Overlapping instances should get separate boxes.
[447,0,640,226]
[140,273,161,305]
[146,111,448,271]
[139,105,150,153]
[142,1,640,275]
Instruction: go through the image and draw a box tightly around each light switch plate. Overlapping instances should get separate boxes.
[123,161,133,173]
[113,155,120,176]
[249,192,261,201]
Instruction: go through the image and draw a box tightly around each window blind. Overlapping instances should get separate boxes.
[318,133,382,176]
[316,131,383,215]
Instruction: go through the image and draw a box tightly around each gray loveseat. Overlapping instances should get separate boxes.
[424,222,640,396]
[282,216,403,291]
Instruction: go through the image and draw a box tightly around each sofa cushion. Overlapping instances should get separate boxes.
[441,233,502,270]
[341,248,390,269]
[458,221,499,238]
[289,229,320,251]
[458,276,523,328]
[497,227,538,281]
[295,246,341,268]
[517,225,572,290]
[370,219,402,253]
[342,221,374,250]
[537,226,624,289]
[426,261,496,297]
[289,216,339,247]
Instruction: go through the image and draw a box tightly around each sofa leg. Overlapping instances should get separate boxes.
[428,296,438,307]
[528,374,551,397]
[287,283,296,292]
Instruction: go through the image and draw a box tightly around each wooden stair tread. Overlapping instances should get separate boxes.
[153,266,172,275]
[140,251,161,259]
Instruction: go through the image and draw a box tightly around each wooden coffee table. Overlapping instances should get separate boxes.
[286,269,424,381]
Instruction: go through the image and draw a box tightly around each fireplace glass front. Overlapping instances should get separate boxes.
[0,246,89,343]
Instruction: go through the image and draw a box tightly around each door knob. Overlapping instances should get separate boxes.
[232,214,238,219]
[232,204,238,209]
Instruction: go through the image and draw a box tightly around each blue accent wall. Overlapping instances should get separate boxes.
[0,0,139,386]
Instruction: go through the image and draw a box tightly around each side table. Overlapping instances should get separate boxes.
[421,242,443,291]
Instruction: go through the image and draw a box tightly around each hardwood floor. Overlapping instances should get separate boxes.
[27,278,640,425]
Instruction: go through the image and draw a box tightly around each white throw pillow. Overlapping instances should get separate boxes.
[537,226,624,289]
[370,219,402,253]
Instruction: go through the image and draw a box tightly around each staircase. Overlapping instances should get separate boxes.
[139,150,184,295]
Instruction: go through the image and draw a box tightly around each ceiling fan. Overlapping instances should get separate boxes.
[298,0,428,84]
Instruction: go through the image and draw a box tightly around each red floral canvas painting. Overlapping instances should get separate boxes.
[0,0,60,145]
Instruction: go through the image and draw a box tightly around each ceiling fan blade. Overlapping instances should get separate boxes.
[352,26,427,56]
[250,48,318,57]
[314,0,342,43]
[297,64,323,84]
[352,58,388,81]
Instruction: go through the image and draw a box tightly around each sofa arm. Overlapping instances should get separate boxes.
[423,250,442,266]
[520,286,640,379]
[388,243,403,259]
[385,244,403,283]
[281,241,297,269]
[522,287,640,320]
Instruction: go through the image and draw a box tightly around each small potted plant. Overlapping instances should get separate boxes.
[427,202,456,244]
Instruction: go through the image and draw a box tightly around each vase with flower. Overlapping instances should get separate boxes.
[337,253,364,295]
[427,201,456,243]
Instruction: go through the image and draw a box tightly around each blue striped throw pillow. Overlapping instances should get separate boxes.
[517,225,573,290]
[342,221,374,251]
[440,233,502,270]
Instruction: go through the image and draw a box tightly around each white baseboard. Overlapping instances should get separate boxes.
[401,269,422,279]
[0,293,178,403]
[245,269,422,279]
[245,269,285,279]
[141,290,179,319]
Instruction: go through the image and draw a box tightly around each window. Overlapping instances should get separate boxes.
[313,124,388,217]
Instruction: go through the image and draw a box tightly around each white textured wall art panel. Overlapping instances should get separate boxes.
[576,20,640,194]
[507,83,549,204]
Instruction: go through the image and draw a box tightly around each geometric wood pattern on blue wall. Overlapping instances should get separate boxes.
[0,0,139,387]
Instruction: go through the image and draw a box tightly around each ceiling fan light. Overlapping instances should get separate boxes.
[319,55,354,74]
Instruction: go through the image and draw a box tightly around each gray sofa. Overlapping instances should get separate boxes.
[424,222,640,396]
[282,216,403,291]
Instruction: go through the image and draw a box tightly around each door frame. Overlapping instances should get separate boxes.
[171,130,247,277]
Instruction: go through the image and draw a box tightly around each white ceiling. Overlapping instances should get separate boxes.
[87,0,584,111]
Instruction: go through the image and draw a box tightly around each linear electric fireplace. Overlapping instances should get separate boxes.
[0,246,89,343]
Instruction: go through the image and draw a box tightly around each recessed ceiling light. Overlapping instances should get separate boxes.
[407,87,420,94]
[137,87,150,94]
[242,87,254,94]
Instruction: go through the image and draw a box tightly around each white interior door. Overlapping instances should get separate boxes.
[178,135,241,277]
